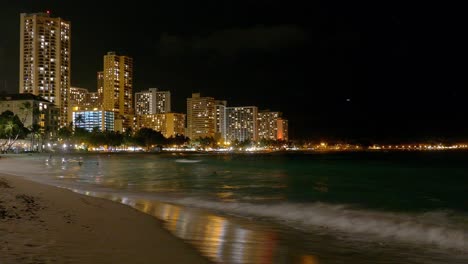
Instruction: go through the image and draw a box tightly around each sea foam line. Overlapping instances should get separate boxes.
[171,197,468,251]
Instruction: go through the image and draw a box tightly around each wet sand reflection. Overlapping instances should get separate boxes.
[73,190,320,264]
[133,199,284,264]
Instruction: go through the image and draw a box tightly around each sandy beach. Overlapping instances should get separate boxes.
[0,162,211,264]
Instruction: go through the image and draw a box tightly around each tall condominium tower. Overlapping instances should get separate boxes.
[277,118,289,141]
[226,106,258,142]
[258,110,284,140]
[186,93,216,140]
[214,100,227,141]
[135,88,171,115]
[19,12,71,127]
[102,52,133,129]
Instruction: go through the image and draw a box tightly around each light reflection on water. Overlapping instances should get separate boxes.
[72,190,320,264]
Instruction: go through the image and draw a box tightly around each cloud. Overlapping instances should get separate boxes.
[158,25,307,57]
[158,34,188,56]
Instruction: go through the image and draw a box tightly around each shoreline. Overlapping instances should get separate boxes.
[0,169,211,264]
[2,153,468,264]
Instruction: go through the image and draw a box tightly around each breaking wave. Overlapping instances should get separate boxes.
[170,197,468,251]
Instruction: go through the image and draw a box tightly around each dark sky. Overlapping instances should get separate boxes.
[1,1,467,142]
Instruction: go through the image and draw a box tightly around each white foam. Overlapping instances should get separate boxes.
[175,159,202,163]
[170,197,468,251]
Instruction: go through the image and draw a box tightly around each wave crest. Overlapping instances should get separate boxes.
[174,198,467,250]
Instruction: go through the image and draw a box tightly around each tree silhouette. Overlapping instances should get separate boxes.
[0,111,28,152]
[134,127,165,151]
[74,114,85,128]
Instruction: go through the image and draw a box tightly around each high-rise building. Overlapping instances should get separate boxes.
[69,87,87,107]
[136,113,185,138]
[86,92,100,108]
[214,100,227,141]
[226,106,258,142]
[165,113,185,138]
[102,52,133,130]
[277,118,289,141]
[68,87,102,122]
[135,88,171,115]
[70,87,100,108]
[257,110,284,140]
[186,93,216,140]
[19,12,71,127]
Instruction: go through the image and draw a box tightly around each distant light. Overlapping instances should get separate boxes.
[46,10,50,14]
[346,98,351,102]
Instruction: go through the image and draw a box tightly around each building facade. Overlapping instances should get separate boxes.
[136,113,185,138]
[277,118,289,141]
[257,110,282,140]
[72,110,114,132]
[214,100,227,141]
[165,113,185,138]
[186,93,216,140]
[135,88,171,115]
[86,92,100,108]
[69,87,100,109]
[69,87,87,107]
[19,12,71,128]
[102,52,133,131]
[226,106,258,142]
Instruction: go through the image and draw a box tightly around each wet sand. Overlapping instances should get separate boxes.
[0,169,211,264]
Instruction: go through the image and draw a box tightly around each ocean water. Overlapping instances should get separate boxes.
[1,151,468,263]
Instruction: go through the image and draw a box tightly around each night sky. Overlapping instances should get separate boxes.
[1,1,467,142]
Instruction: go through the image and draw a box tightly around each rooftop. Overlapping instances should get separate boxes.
[0,93,52,103]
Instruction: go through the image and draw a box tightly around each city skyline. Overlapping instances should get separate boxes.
[9,8,291,143]
[1,1,467,141]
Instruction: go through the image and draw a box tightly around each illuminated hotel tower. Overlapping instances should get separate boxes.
[214,100,227,141]
[257,110,289,141]
[186,93,216,140]
[226,106,258,142]
[276,118,288,141]
[135,88,171,115]
[102,52,133,129]
[19,12,71,127]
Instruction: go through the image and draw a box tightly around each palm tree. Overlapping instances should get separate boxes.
[74,114,85,129]
[29,123,41,151]
[0,122,16,153]
[0,112,28,152]
[4,121,16,135]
